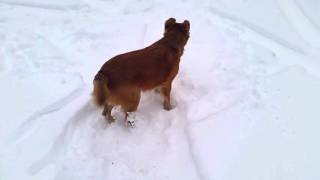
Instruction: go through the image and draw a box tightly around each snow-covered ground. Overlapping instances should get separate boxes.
[1,0,320,179]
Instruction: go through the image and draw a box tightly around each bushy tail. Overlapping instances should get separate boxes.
[92,72,109,107]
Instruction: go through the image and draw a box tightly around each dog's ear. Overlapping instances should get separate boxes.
[183,20,190,32]
[165,18,176,30]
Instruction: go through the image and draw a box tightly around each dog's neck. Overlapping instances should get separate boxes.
[151,33,187,55]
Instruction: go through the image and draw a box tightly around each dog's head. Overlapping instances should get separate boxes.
[164,18,190,45]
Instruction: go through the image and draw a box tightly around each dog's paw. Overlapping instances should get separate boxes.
[106,115,115,124]
[163,103,173,111]
[154,88,161,94]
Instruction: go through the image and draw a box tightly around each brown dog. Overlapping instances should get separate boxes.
[92,18,190,123]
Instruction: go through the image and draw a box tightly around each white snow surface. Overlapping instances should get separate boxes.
[1,0,320,180]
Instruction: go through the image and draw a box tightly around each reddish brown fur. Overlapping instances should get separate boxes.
[92,18,190,123]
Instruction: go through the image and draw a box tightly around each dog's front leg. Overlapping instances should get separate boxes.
[160,84,173,111]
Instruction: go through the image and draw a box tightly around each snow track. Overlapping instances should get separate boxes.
[15,78,204,180]
[0,0,85,11]
[13,87,84,146]
[28,100,94,175]
[277,0,320,48]
[208,6,306,55]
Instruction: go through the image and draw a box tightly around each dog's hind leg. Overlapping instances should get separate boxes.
[102,104,115,123]
[121,87,141,127]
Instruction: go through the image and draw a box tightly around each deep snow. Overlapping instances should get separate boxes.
[1,0,320,180]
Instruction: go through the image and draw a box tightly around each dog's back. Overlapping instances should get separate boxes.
[100,44,180,91]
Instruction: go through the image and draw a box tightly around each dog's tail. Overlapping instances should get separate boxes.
[92,71,110,107]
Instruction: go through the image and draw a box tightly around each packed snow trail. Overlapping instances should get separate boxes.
[277,0,320,48]
[12,87,84,147]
